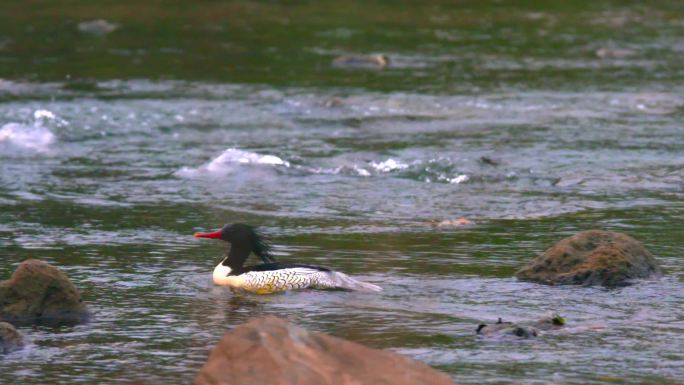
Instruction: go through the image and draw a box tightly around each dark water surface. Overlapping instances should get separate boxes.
[1,1,683,384]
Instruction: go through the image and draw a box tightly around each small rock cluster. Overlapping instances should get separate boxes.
[477,315,566,339]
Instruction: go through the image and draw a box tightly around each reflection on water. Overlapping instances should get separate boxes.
[1,1,684,384]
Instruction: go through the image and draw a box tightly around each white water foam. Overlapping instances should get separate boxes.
[309,158,409,177]
[369,158,409,173]
[308,165,371,177]
[176,148,290,177]
[0,109,66,153]
[353,165,372,176]
[448,174,470,184]
[0,123,55,152]
[34,109,56,120]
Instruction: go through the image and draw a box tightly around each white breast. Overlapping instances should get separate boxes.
[212,263,235,286]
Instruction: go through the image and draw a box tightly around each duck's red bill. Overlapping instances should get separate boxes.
[193,230,223,239]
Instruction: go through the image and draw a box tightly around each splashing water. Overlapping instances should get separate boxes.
[0,109,66,153]
[0,123,54,152]
[369,158,409,173]
[175,148,290,177]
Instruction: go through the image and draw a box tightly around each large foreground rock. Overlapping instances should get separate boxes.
[516,230,660,287]
[195,316,456,385]
[0,260,90,323]
[0,321,24,353]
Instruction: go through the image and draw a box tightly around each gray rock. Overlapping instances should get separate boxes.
[476,318,538,339]
[476,315,566,339]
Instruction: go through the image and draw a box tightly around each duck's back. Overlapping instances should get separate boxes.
[239,263,381,294]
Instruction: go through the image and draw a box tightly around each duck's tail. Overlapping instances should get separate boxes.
[324,271,382,292]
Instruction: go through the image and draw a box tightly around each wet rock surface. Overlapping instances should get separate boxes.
[332,54,389,68]
[0,260,90,324]
[477,320,538,339]
[476,315,566,339]
[515,230,661,287]
[431,217,474,228]
[0,321,23,353]
[195,316,456,385]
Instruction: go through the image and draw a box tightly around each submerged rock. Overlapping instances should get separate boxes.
[195,316,456,385]
[531,314,567,331]
[596,47,636,59]
[0,321,23,353]
[515,230,660,287]
[321,97,345,108]
[431,217,474,228]
[479,156,500,166]
[476,315,566,339]
[333,54,390,68]
[476,318,538,339]
[0,260,90,324]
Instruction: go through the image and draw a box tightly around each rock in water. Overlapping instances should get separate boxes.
[0,260,90,324]
[0,321,23,353]
[195,316,456,385]
[432,217,474,228]
[531,314,566,331]
[332,54,389,68]
[595,47,636,59]
[515,230,661,287]
[476,315,566,339]
[77,19,118,35]
[476,321,538,339]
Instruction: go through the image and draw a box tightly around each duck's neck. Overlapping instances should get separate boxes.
[218,242,252,273]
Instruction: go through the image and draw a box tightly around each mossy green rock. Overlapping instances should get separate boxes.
[0,259,90,324]
[516,230,661,287]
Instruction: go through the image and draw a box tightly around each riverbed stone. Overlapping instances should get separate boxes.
[0,259,90,324]
[476,319,538,339]
[476,315,566,339]
[0,321,23,353]
[195,316,456,385]
[515,230,660,287]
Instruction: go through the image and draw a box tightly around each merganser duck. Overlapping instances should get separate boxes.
[194,223,382,294]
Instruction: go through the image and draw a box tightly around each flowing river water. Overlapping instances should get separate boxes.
[1,1,683,384]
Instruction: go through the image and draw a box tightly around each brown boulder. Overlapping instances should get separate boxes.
[0,259,90,324]
[516,230,661,287]
[195,316,456,385]
[0,321,24,353]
